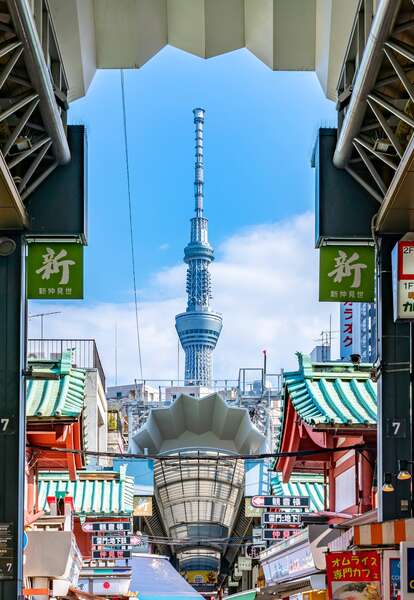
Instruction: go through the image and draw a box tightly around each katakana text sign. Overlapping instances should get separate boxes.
[27,242,83,299]
[392,241,414,320]
[326,551,381,600]
[319,245,375,303]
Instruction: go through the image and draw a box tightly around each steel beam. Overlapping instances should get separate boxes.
[334,0,402,168]
[7,0,70,164]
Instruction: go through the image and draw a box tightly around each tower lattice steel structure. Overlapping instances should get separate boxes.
[175,109,222,386]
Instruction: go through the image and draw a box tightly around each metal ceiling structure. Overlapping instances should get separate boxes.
[334,0,414,231]
[0,0,69,228]
[155,450,244,547]
[133,393,267,586]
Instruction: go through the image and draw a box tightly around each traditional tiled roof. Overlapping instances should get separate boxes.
[26,350,86,418]
[283,353,377,427]
[37,470,134,515]
[271,473,325,512]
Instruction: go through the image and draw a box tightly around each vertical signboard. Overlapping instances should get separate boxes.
[27,242,84,299]
[326,551,381,600]
[400,542,414,598]
[392,240,414,320]
[0,524,14,579]
[320,245,375,302]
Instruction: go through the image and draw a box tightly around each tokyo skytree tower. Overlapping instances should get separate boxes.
[175,109,223,386]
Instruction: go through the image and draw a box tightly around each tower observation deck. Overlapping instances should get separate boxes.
[175,109,222,386]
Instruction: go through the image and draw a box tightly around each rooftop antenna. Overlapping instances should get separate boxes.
[29,311,61,340]
[115,323,118,386]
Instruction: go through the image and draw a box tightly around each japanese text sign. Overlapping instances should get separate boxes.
[392,240,414,320]
[27,242,83,299]
[251,495,309,508]
[262,512,302,525]
[319,245,375,302]
[326,551,381,600]
[81,521,131,533]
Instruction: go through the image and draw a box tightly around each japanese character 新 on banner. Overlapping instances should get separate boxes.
[326,551,381,600]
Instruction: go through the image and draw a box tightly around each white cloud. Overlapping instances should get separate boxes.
[28,212,338,386]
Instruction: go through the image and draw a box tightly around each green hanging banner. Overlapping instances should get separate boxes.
[27,242,84,299]
[319,244,375,302]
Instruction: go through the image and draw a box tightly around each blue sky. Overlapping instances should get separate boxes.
[68,46,335,303]
[29,46,339,383]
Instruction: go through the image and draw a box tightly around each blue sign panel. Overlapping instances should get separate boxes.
[407,548,414,593]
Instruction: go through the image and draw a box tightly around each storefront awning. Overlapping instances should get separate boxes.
[257,577,313,599]
[129,554,204,599]
[225,589,258,600]
[354,517,414,546]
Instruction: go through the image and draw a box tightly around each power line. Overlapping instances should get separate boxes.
[120,69,143,379]
[28,442,370,463]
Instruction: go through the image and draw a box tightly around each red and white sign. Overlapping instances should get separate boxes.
[326,550,381,600]
[393,240,414,320]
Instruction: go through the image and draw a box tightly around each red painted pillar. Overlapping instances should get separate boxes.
[360,450,374,512]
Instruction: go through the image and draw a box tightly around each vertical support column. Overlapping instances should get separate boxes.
[0,233,26,599]
[377,235,411,521]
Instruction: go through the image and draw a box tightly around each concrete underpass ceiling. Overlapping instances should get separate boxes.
[48,0,361,102]
[132,392,266,454]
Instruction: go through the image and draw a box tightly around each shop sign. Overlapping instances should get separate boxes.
[252,495,309,509]
[133,496,152,517]
[262,528,300,540]
[186,570,217,585]
[252,527,263,542]
[400,542,414,598]
[238,556,252,572]
[319,245,375,302]
[262,544,314,584]
[326,550,381,600]
[262,512,302,525]
[245,498,263,518]
[245,544,265,558]
[383,550,400,600]
[27,242,84,299]
[92,549,131,560]
[392,240,414,320]
[262,529,297,542]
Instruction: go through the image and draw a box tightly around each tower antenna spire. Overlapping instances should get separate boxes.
[175,109,223,386]
[193,108,205,216]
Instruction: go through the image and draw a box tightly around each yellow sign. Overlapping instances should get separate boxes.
[185,570,217,584]
[245,497,263,518]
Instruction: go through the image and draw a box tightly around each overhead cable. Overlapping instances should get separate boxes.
[27,442,371,464]
[120,69,143,379]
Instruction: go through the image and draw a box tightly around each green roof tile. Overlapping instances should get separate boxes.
[283,353,377,427]
[37,470,134,515]
[26,350,86,418]
[271,473,325,512]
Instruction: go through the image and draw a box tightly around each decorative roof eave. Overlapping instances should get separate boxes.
[26,350,86,419]
[282,353,377,428]
[37,469,134,516]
